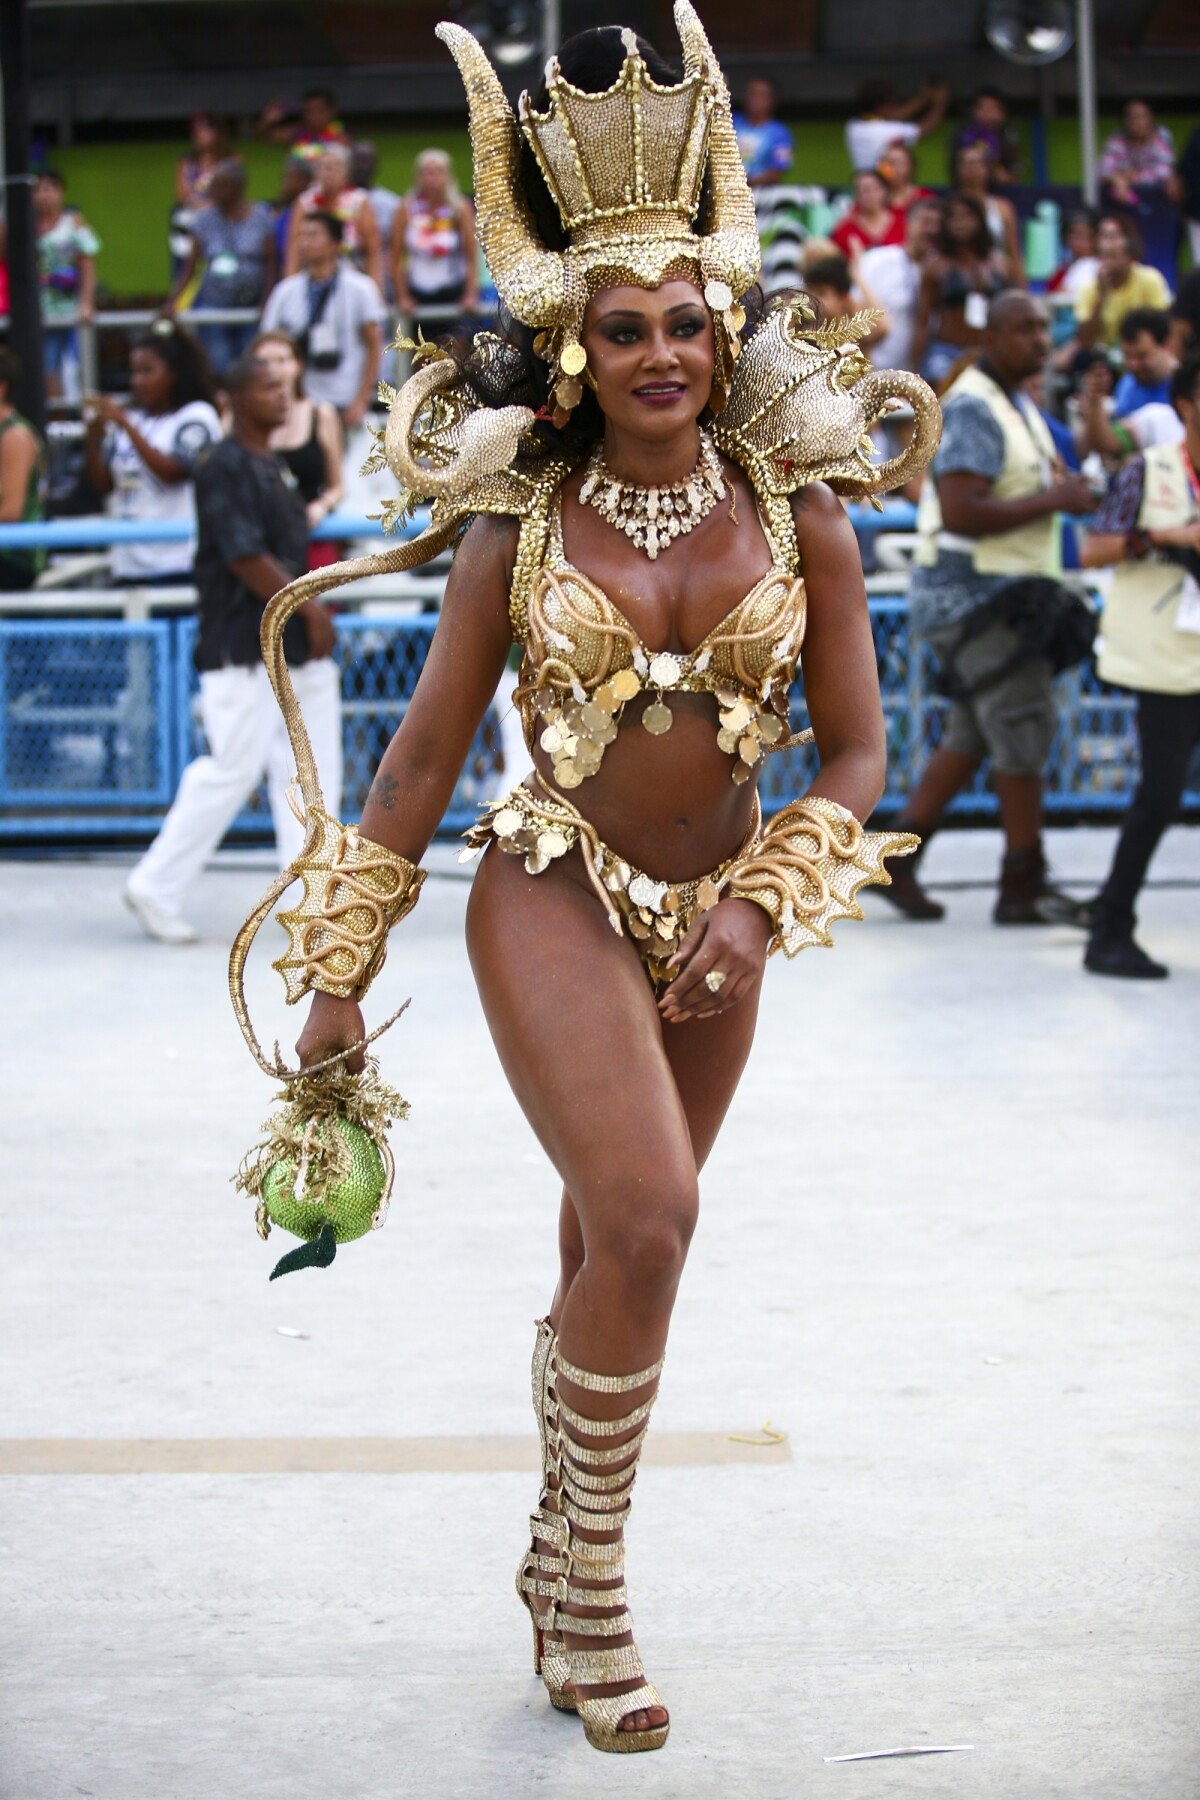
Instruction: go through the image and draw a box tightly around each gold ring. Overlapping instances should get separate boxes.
[704,969,727,993]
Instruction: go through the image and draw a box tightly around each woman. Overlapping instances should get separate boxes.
[0,348,45,592]
[831,167,903,260]
[390,148,480,341]
[83,322,221,585]
[912,192,1006,387]
[284,143,383,292]
[167,159,276,375]
[174,112,233,214]
[1075,213,1171,351]
[1099,99,1179,208]
[34,170,100,403]
[248,329,345,566]
[1046,207,1099,303]
[878,139,934,216]
[952,141,1024,283]
[245,6,937,1758]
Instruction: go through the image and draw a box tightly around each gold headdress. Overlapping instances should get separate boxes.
[436,0,760,419]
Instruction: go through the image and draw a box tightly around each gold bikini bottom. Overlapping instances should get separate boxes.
[462,774,763,988]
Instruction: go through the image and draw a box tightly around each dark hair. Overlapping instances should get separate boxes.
[805,255,852,297]
[303,209,344,245]
[0,346,20,392]
[302,87,336,107]
[225,353,271,396]
[1119,306,1171,346]
[939,192,992,262]
[130,322,216,408]
[453,25,747,463]
[39,167,65,189]
[853,167,888,191]
[855,79,896,115]
[1064,205,1098,234]
[969,85,1005,107]
[1169,352,1200,408]
[1098,211,1142,258]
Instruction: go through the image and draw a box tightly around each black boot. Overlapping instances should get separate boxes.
[877,827,945,921]
[993,840,1091,927]
[1084,928,1169,980]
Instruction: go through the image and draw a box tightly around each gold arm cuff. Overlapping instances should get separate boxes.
[725,795,918,957]
[272,806,426,1003]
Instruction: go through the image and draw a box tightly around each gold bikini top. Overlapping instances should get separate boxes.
[516,491,807,789]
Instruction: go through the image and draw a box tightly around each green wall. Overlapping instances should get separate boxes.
[56,110,1197,299]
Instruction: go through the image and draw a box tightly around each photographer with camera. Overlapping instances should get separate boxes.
[882,292,1097,924]
[260,211,385,432]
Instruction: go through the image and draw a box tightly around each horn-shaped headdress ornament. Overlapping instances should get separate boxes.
[436,0,760,420]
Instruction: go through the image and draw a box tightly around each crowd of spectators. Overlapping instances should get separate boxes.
[1,74,1197,980]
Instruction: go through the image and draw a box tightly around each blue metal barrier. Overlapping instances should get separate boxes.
[0,606,1195,843]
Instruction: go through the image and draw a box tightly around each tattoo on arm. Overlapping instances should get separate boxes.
[371,770,402,811]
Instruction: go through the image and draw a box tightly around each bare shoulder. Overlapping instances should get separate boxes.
[790,481,853,537]
[443,512,521,618]
[790,484,865,606]
[457,510,521,571]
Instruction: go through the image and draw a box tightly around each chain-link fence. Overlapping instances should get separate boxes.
[1,606,1195,841]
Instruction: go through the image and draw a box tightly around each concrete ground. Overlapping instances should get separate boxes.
[2,827,1198,1800]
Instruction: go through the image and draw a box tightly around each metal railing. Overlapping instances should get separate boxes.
[16,300,466,406]
[1,600,1189,844]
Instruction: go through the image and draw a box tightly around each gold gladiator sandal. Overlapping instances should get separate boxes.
[552,1349,669,1754]
[515,1320,574,1711]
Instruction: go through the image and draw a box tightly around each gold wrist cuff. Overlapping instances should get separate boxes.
[273,805,426,1003]
[725,795,918,957]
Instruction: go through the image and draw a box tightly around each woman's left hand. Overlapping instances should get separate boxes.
[658,897,772,1025]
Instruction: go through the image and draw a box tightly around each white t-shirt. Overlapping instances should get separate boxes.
[261,267,387,412]
[1124,401,1185,450]
[844,117,920,174]
[1061,255,1100,303]
[859,242,922,372]
[107,401,222,580]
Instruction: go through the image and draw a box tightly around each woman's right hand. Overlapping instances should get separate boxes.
[296,990,368,1073]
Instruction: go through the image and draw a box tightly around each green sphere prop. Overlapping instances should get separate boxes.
[262,1117,387,1244]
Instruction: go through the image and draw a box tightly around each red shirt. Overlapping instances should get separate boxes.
[831,206,905,260]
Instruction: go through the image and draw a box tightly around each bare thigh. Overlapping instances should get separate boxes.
[466,847,764,1269]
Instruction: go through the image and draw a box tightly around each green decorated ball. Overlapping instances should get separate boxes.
[262,1117,387,1244]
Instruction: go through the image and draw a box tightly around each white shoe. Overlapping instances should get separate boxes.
[122,883,199,945]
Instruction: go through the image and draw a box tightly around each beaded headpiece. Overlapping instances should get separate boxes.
[436,1,760,421]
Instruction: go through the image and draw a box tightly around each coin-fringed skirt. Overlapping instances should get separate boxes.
[462,774,763,988]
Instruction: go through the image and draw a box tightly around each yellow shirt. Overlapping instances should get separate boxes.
[1077,263,1172,346]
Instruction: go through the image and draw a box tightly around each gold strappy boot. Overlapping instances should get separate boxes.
[552,1348,669,1754]
[514,1320,574,1711]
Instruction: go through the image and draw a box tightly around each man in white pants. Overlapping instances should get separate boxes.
[124,354,341,942]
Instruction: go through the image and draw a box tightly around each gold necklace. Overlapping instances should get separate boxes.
[578,430,728,561]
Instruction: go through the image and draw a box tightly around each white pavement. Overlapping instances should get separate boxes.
[3,829,1198,1799]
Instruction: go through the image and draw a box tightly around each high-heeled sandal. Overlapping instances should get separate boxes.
[551,1348,669,1754]
[515,1320,575,1711]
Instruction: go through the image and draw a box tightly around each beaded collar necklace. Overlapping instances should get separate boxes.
[579,429,729,561]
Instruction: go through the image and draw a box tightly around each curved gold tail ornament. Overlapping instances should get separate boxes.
[434,21,566,328]
[851,368,944,496]
[383,357,535,497]
[228,517,459,1077]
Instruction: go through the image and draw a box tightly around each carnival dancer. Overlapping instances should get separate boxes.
[235,4,940,1753]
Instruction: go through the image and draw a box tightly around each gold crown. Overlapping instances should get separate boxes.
[519,31,713,244]
[436,3,760,422]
